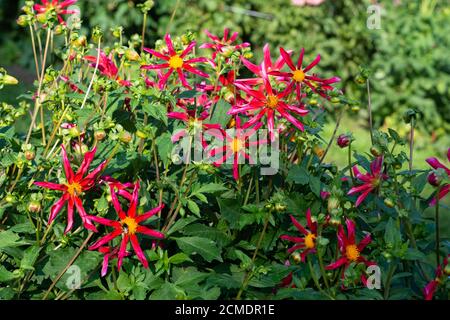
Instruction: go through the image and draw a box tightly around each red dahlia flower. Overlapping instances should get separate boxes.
[423,255,449,300]
[325,219,375,283]
[230,73,308,140]
[34,145,107,233]
[97,246,130,277]
[84,50,131,87]
[348,156,388,207]
[142,34,208,89]
[208,117,264,181]
[270,47,340,101]
[280,209,318,262]
[200,28,250,60]
[101,176,135,201]
[33,0,78,25]
[169,105,221,145]
[426,148,450,205]
[88,181,164,270]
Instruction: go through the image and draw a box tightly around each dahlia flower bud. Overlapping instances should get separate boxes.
[427,172,440,187]
[337,134,351,148]
[125,49,140,61]
[28,201,42,213]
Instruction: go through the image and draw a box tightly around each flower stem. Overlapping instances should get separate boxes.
[383,263,397,300]
[435,186,441,267]
[348,143,355,183]
[367,79,374,145]
[409,118,415,173]
[25,28,51,145]
[236,211,271,299]
[319,108,343,164]
[80,38,102,110]
[307,257,334,299]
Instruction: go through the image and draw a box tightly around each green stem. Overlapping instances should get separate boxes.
[319,108,343,164]
[348,142,355,183]
[236,212,271,299]
[383,263,397,300]
[435,186,441,267]
[307,257,334,299]
[367,79,374,145]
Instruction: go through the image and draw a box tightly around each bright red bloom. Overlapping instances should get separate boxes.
[33,0,78,25]
[200,28,250,60]
[423,255,449,300]
[280,209,318,262]
[101,176,135,202]
[325,219,375,284]
[271,47,340,100]
[426,148,450,205]
[348,156,388,207]
[237,44,291,86]
[34,145,107,233]
[97,246,130,277]
[168,104,221,146]
[88,181,164,270]
[230,73,308,140]
[84,50,131,87]
[142,34,209,90]
[208,117,264,181]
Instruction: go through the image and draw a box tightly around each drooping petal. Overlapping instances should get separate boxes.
[89,229,122,250]
[358,233,372,251]
[130,234,148,268]
[325,257,348,270]
[64,197,74,234]
[48,194,69,224]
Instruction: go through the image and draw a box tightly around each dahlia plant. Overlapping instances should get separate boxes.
[0,1,447,301]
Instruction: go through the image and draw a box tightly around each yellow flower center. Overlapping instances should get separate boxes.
[169,55,184,69]
[66,182,82,196]
[292,69,305,82]
[230,138,242,153]
[345,244,360,261]
[304,233,316,249]
[266,95,279,108]
[121,217,138,235]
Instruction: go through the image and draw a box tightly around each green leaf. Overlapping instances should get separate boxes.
[166,216,197,236]
[0,230,29,251]
[208,99,231,127]
[287,165,309,185]
[169,253,193,265]
[0,265,18,283]
[150,282,184,300]
[20,245,41,271]
[142,101,168,126]
[403,248,427,261]
[117,272,132,293]
[175,236,222,263]
[156,132,173,166]
[187,200,201,217]
[195,183,228,194]
[309,176,321,197]
[384,218,402,246]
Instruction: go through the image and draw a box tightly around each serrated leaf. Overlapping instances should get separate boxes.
[169,253,192,265]
[287,165,309,185]
[0,230,29,251]
[175,236,222,262]
[20,245,41,271]
[166,216,197,236]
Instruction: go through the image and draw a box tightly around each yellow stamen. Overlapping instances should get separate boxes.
[66,182,82,196]
[345,244,360,261]
[292,69,305,82]
[121,217,138,235]
[266,95,279,108]
[304,233,316,249]
[169,55,183,69]
[230,138,242,153]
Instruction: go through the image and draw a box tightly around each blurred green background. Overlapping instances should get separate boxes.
[0,0,448,232]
